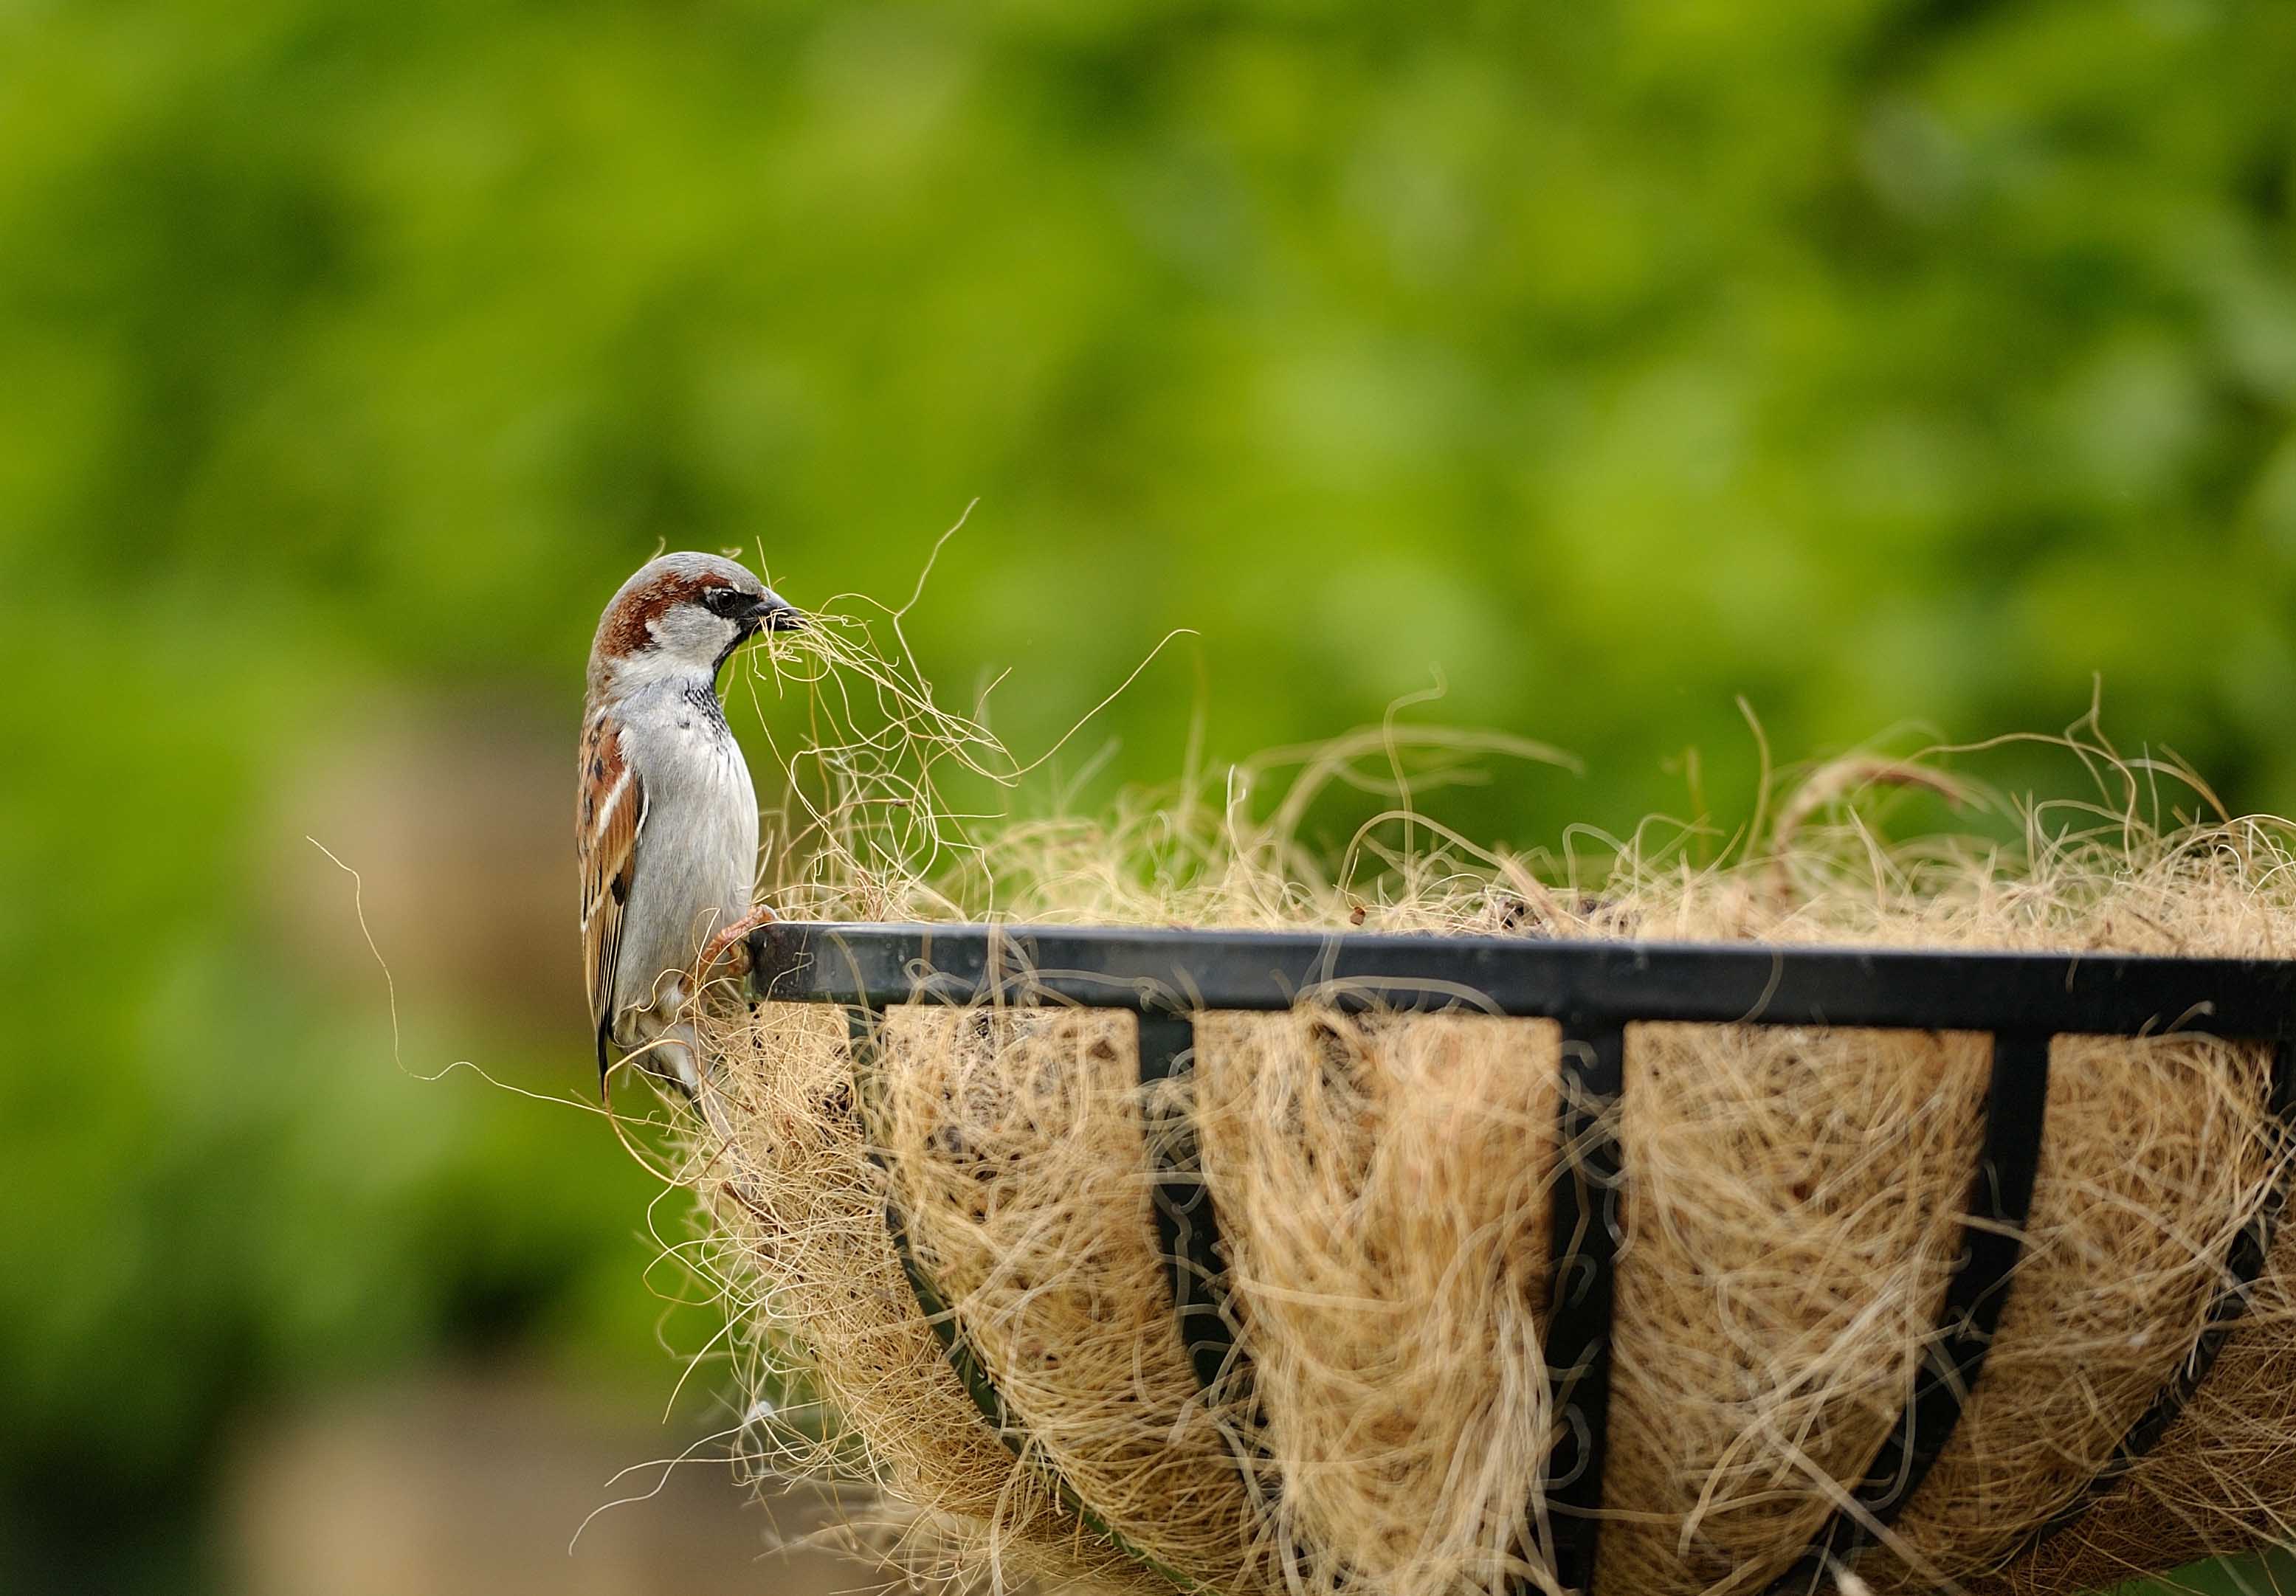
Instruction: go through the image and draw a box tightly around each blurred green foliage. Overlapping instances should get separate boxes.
[2,1,2293,1591]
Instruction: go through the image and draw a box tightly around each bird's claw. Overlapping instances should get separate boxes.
[699,906,776,984]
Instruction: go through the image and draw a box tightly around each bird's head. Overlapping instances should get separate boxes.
[587,552,804,694]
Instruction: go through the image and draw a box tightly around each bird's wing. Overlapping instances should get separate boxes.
[579,712,647,1094]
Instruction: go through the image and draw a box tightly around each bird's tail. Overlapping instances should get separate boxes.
[655,1019,738,1155]
[598,1017,735,1155]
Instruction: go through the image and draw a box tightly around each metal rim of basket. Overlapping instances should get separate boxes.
[753,921,2296,1596]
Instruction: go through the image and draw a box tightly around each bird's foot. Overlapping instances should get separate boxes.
[698,905,777,985]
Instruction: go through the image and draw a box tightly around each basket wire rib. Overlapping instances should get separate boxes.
[761,924,2296,1596]
[846,1004,1222,1596]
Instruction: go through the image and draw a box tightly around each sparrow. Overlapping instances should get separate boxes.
[579,552,803,1105]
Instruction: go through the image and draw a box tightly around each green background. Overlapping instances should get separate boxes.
[4,1,2294,1591]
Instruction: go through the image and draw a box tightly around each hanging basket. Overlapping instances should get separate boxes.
[698,921,2296,1596]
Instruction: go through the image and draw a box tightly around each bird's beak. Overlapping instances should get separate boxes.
[742,592,807,636]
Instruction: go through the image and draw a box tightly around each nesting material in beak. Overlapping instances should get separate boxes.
[745,594,807,635]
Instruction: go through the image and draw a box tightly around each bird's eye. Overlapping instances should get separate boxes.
[702,587,746,618]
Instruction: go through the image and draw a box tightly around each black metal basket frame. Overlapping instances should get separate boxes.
[747,921,2296,1596]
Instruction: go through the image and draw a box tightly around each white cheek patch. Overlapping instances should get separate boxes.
[613,624,718,686]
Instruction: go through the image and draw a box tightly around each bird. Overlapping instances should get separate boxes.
[579,551,803,1108]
